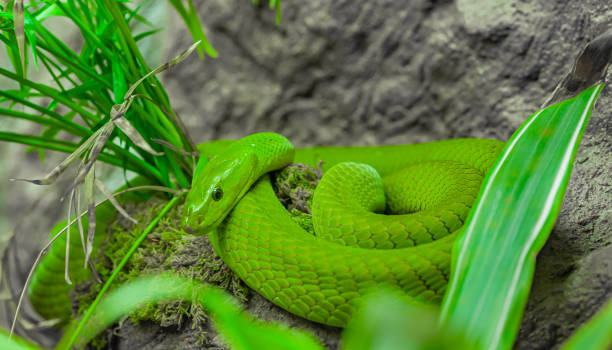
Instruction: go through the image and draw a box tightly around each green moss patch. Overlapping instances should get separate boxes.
[272,162,322,234]
[72,196,248,346]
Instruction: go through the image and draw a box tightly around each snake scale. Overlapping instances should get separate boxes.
[184,132,504,327]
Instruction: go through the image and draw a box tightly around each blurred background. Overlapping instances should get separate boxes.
[0,0,610,349]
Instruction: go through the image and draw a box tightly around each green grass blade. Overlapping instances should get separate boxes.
[133,28,162,42]
[439,84,604,350]
[57,275,325,350]
[12,0,25,77]
[0,107,75,131]
[561,297,612,350]
[167,0,217,58]
[0,89,91,136]
[111,50,128,103]
[34,2,66,22]
[275,0,282,25]
[121,0,154,27]
[0,67,101,124]
[2,30,25,83]
[23,12,39,70]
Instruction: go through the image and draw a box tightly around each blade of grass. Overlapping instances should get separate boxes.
[167,0,217,58]
[121,0,154,27]
[275,0,282,25]
[111,51,127,104]
[133,28,162,42]
[28,23,112,88]
[439,84,604,349]
[111,107,163,156]
[0,107,78,132]
[23,11,39,70]
[12,0,25,77]
[54,2,113,58]
[0,89,92,137]
[34,2,65,22]
[0,67,101,124]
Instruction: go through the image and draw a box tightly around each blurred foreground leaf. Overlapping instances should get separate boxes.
[1,327,41,350]
[56,275,325,350]
[440,84,603,349]
[342,291,467,350]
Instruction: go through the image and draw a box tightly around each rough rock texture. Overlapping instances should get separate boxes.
[157,0,612,349]
[1,0,610,349]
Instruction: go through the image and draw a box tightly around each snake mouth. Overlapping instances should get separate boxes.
[182,205,202,233]
[182,205,217,235]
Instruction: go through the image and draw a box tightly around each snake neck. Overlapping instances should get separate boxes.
[235,132,295,175]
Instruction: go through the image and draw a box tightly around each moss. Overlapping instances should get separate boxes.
[73,196,248,346]
[272,162,322,234]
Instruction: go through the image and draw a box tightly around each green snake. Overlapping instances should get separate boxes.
[183,132,504,327]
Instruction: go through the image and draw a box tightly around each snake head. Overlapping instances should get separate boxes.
[183,150,258,234]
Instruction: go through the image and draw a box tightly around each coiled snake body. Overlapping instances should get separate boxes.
[184,132,503,327]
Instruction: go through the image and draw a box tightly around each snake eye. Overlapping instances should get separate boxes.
[211,187,223,201]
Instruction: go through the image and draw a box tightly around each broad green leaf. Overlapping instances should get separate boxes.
[439,84,604,350]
